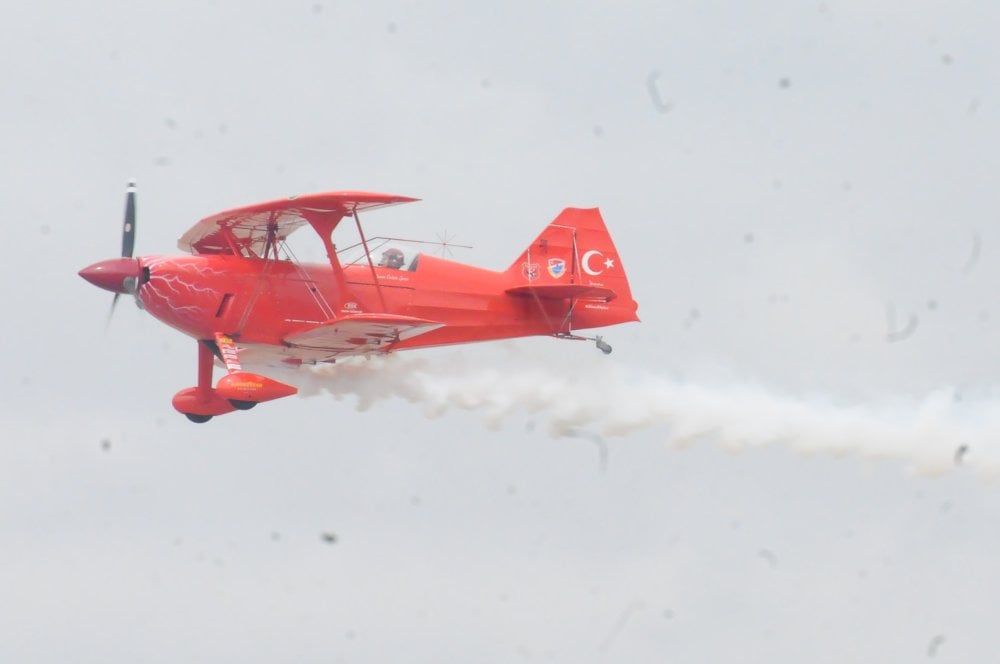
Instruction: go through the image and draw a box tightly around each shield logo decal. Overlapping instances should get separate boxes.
[548,258,566,278]
[521,262,539,281]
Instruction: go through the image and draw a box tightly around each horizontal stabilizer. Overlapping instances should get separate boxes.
[506,284,617,302]
[284,313,443,353]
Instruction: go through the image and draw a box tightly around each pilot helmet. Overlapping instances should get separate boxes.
[381,248,404,268]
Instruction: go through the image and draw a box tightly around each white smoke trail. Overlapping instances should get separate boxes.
[290,350,1000,477]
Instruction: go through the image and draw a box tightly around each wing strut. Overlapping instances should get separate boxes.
[353,209,388,312]
[302,209,350,300]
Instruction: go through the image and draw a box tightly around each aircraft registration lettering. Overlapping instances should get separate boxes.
[340,301,364,315]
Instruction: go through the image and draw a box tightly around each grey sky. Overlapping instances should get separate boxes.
[3,1,1000,662]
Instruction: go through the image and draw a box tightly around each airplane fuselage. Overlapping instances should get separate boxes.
[138,252,637,363]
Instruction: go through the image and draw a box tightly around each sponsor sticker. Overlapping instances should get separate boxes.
[217,335,243,372]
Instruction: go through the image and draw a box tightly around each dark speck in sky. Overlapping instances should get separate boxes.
[927,634,946,657]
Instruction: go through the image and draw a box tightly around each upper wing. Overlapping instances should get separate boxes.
[283,313,443,355]
[178,191,419,256]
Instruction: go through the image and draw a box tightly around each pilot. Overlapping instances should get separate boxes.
[379,247,405,269]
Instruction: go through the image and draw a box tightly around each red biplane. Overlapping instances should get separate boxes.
[79,184,640,422]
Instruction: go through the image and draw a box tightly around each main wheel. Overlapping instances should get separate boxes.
[229,400,257,410]
[185,413,213,423]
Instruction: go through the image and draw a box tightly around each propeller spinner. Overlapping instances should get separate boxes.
[79,180,143,312]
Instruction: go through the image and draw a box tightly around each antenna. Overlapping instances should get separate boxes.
[434,229,470,257]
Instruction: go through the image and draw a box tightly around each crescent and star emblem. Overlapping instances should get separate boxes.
[582,250,615,276]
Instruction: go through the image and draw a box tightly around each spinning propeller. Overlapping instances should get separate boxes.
[78,180,145,315]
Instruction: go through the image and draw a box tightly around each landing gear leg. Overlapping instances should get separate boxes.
[184,342,217,423]
[172,341,238,422]
[198,340,215,395]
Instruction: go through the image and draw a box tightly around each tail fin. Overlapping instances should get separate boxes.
[505,207,639,323]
